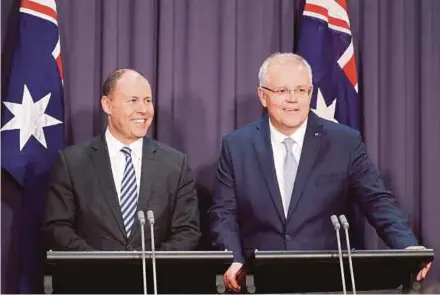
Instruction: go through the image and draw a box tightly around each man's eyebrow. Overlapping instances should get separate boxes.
[128,95,152,99]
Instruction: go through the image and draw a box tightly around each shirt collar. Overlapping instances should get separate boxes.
[105,128,143,160]
[269,117,308,147]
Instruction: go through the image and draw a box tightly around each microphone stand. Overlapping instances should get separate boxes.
[138,211,148,295]
[331,215,347,295]
[147,210,158,295]
[339,215,356,294]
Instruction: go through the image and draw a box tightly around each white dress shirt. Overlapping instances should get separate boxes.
[269,118,308,216]
[105,128,143,204]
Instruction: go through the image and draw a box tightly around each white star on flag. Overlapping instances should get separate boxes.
[1,84,63,151]
[312,88,338,123]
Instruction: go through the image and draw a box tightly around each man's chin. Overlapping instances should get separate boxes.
[282,120,304,130]
[131,130,148,138]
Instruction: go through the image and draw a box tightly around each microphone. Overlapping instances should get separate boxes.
[339,215,356,294]
[137,211,148,295]
[331,215,347,295]
[147,210,158,295]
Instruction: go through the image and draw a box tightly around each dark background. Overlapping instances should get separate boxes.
[2,0,439,293]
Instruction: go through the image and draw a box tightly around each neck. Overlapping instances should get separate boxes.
[268,118,299,136]
[107,126,137,145]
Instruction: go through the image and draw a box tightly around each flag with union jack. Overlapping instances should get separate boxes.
[297,0,364,247]
[297,0,360,130]
[1,0,64,292]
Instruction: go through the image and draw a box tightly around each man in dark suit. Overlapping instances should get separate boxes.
[43,69,200,292]
[209,53,430,291]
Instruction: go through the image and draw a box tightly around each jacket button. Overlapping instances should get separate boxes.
[127,245,133,251]
[285,234,291,241]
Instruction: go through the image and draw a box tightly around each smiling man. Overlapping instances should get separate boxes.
[43,69,201,254]
[209,53,430,291]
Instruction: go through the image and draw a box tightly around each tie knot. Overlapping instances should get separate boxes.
[282,137,295,150]
[121,147,132,157]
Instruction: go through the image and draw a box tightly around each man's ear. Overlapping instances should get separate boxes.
[257,87,268,108]
[101,95,111,115]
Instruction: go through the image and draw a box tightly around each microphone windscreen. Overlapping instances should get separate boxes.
[137,210,145,221]
[147,210,155,223]
[330,215,341,229]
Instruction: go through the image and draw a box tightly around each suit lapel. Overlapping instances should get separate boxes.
[128,138,158,242]
[253,115,286,223]
[91,136,126,242]
[287,112,325,221]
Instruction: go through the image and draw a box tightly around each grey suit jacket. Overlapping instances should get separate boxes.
[43,135,201,251]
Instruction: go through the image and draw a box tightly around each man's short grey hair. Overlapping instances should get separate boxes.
[258,52,313,86]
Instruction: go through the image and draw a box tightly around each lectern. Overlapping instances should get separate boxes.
[45,249,434,294]
[240,249,434,294]
[44,251,233,294]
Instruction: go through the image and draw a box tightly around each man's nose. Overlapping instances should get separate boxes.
[285,91,298,102]
[136,101,149,113]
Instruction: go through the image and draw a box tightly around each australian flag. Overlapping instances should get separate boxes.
[297,0,360,130]
[297,0,364,247]
[1,0,64,292]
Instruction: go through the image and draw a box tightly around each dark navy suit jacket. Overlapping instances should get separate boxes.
[209,112,418,263]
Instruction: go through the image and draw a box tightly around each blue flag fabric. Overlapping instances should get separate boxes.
[297,0,364,248]
[1,0,64,292]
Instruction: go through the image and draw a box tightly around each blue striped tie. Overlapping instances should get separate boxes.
[120,147,138,237]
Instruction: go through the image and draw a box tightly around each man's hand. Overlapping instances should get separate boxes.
[406,246,432,281]
[224,262,243,292]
